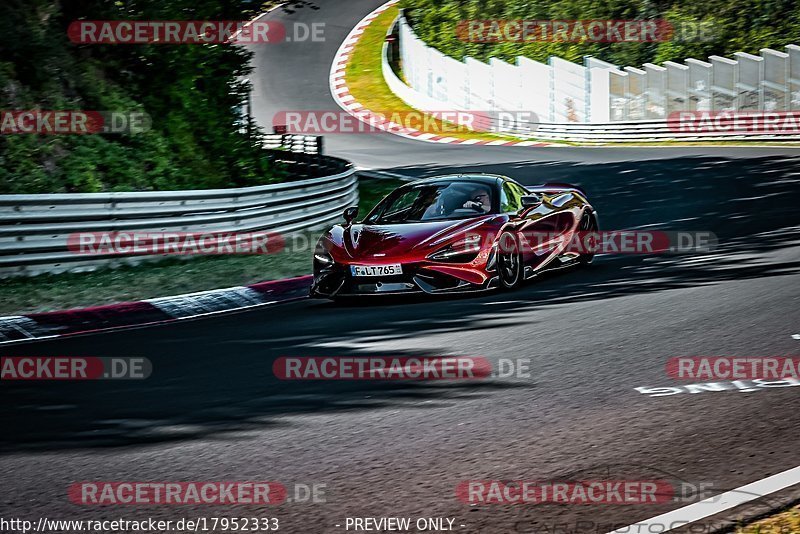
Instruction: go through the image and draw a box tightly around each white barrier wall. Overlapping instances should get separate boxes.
[396,14,800,123]
[518,57,552,122]
[624,66,646,119]
[551,57,588,123]
[791,45,800,109]
[686,59,712,112]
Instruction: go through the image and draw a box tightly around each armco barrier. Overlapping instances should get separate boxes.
[518,117,800,142]
[0,148,358,277]
[387,13,800,141]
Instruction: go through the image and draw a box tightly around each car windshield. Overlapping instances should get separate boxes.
[365,181,496,224]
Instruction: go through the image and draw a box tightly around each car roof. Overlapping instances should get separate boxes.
[407,173,526,190]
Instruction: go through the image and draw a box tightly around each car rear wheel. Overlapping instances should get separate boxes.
[497,232,522,289]
[578,211,598,265]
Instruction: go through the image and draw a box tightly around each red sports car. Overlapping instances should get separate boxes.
[311,174,597,299]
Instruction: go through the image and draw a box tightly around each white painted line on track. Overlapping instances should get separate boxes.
[607,464,800,533]
[233,2,285,42]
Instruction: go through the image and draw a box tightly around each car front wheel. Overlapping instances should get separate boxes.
[497,232,522,289]
[578,211,598,265]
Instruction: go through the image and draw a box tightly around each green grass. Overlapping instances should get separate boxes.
[0,177,406,316]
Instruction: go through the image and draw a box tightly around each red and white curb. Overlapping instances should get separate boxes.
[0,275,312,345]
[328,2,552,147]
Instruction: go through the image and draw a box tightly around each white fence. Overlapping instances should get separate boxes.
[396,14,800,125]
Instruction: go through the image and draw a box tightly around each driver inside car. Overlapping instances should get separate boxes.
[462,186,492,213]
[421,186,461,218]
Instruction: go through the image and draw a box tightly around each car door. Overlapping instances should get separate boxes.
[501,182,573,268]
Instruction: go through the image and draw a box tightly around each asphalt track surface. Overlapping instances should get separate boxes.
[2,1,800,532]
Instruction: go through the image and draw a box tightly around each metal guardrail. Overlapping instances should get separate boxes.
[505,117,800,142]
[0,145,358,277]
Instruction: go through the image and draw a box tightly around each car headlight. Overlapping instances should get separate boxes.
[427,234,483,262]
[314,253,334,265]
[314,240,335,265]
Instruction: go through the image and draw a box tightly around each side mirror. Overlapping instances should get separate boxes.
[343,206,359,224]
[520,194,542,208]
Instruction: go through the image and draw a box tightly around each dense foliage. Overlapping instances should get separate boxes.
[399,0,800,68]
[0,0,291,193]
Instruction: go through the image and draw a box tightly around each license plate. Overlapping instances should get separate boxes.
[350,264,403,277]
